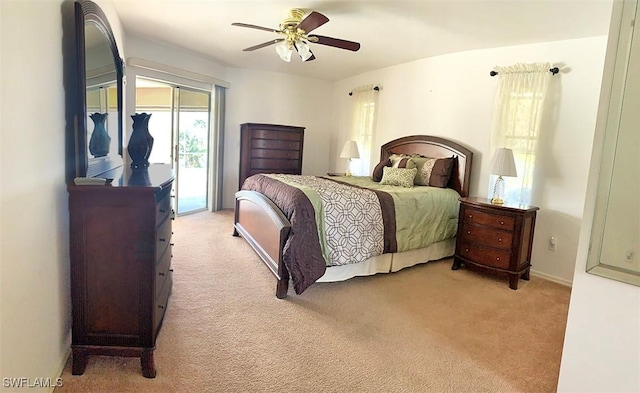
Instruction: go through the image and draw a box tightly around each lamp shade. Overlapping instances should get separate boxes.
[295,39,312,61]
[490,148,517,177]
[340,140,360,159]
[275,41,292,62]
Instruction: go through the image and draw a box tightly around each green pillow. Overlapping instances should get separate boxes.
[379,167,417,188]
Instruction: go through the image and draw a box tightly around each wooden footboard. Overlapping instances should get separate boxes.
[233,190,291,298]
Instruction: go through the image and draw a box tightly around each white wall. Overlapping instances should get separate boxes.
[558,1,640,391]
[222,68,334,208]
[1,1,72,391]
[331,37,608,285]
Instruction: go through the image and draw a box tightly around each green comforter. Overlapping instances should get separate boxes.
[266,174,460,265]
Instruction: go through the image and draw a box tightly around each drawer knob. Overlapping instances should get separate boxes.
[158,272,165,276]
[500,221,505,225]
[468,214,473,218]
[496,257,500,261]
[159,209,166,213]
[159,238,166,242]
[158,305,164,310]
[465,248,469,252]
[498,238,503,242]
[467,230,471,235]
[169,269,174,272]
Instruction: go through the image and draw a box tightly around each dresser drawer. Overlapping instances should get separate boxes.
[457,240,511,270]
[250,158,300,170]
[154,273,172,336]
[156,193,171,225]
[252,129,279,139]
[251,139,301,151]
[155,246,172,298]
[463,207,514,230]
[251,148,300,160]
[156,218,172,256]
[460,222,513,250]
[277,131,302,141]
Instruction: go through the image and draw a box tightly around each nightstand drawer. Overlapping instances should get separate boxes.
[461,222,513,249]
[463,207,514,230]
[457,240,511,270]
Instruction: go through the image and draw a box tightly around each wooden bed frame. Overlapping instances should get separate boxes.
[233,135,474,298]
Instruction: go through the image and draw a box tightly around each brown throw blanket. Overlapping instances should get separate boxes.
[241,174,397,294]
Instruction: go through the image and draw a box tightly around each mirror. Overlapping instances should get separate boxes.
[586,0,640,286]
[64,0,123,182]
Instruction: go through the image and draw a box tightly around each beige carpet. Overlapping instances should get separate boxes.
[56,210,571,393]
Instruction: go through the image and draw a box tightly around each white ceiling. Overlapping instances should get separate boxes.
[111,0,613,81]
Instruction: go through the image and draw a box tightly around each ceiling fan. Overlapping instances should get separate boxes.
[231,8,360,62]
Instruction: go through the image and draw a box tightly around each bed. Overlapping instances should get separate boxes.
[233,135,473,298]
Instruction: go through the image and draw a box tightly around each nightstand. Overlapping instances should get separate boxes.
[452,197,539,290]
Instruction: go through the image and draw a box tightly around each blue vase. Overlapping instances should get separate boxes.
[127,113,153,169]
[88,113,110,158]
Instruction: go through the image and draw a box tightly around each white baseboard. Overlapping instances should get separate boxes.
[531,270,573,287]
[48,330,71,393]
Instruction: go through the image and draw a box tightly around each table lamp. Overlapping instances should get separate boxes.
[340,140,360,176]
[490,147,517,204]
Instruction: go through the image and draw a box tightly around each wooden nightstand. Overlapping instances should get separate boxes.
[452,197,539,290]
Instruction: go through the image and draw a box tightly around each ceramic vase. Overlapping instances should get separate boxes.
[88,112,110,158]
[127,113,153,169]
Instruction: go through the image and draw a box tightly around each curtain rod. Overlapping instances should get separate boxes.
[490,67,559,77]
[348,86,380,96]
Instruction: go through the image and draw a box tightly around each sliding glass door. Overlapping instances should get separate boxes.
[136,78,211,215]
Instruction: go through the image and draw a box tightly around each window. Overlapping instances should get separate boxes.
[490,64,551,205]
[349,85,379,176]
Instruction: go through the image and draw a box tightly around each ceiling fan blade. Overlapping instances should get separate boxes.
[232,22,280,33]
[242,39,284,52]
[297,11,329,33]
[308,35,360,52]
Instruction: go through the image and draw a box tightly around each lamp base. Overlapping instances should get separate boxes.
[491,176,506,205]
[490,198,504,205]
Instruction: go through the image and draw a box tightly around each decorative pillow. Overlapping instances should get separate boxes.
[388,153,409,167]
[392,157,417,169]
[372,158,391,182]
[429,156,456,188]
[379,167,417,188]
[412,156,437,186]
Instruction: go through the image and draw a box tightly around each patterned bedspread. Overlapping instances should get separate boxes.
[240,174,459,294]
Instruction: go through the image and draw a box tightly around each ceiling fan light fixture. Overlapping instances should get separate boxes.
[275,41,292,62]
[295,39,312,61]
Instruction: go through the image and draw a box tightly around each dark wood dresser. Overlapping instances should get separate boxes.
[452,197,539,290]
[68,164,174,378]
[238,123,305,189]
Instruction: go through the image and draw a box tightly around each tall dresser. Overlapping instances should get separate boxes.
[238,123,305,189]
[68,164,174,378]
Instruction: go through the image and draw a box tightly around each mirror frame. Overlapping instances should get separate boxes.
[64,0,124,182]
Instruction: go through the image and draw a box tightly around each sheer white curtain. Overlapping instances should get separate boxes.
[348,84,379,176]
[490,63,552,204]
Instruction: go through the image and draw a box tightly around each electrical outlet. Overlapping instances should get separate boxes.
[548,236,556,251]
[625,250,634,263]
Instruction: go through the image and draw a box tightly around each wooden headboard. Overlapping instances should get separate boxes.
[380,135,474,197]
